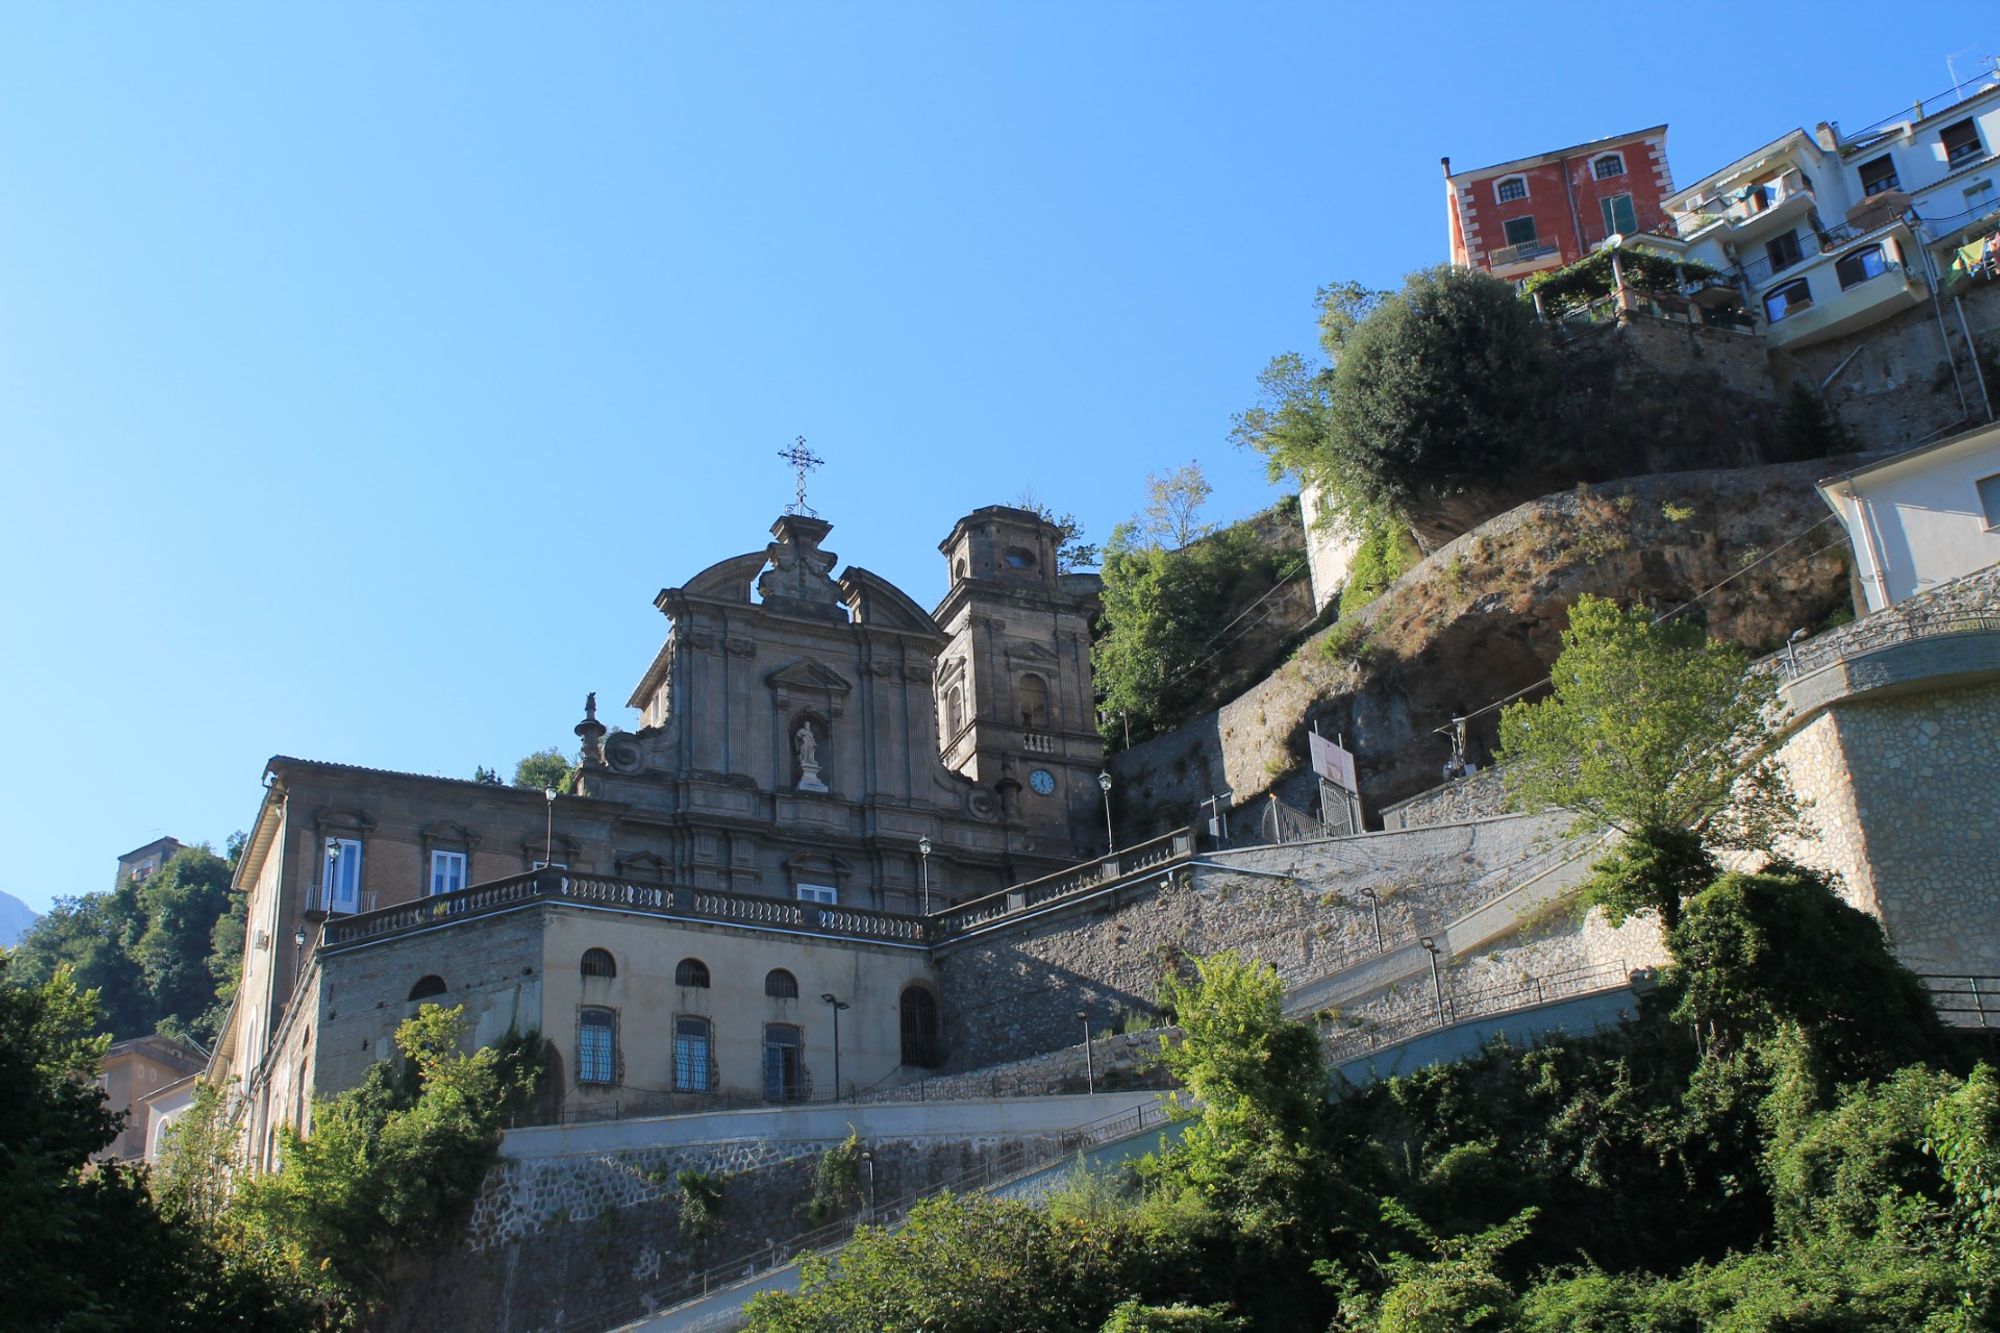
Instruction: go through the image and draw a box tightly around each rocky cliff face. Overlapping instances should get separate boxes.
[1109,459,1857,831]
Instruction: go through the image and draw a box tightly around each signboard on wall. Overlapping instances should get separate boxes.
[1309,733,1357,794]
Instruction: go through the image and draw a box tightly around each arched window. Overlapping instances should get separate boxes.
[900,986,941,1068]
[765,968,799,999]
[1592,152,1625,180]
[1018,674,1049,730]
[1836,244,1888,290]
[675,958,710,988]
[408,975,446,1001]
[1763,277,1813,323]
[581,948,616,979]
[944,685,964,739]
[1493,174,1528,204]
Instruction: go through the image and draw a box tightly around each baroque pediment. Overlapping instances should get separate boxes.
[766,659,853,714]
[675,550,770,603]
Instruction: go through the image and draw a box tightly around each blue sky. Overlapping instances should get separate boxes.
[2,3,1993,913]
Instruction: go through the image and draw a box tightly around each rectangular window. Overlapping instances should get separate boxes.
[762,1023,803,1101]
[322,839,362,914]
[1967,179,1998,215]
[577,1009,616,1085]
[1593,153,1626,180]
[1502,216,1537,247]
[1943,119,1985,169]
[1763,278,1813,323]
[428,850,467,897]
[795,883,838,905]
[1598,192,1637,236]
[1494,176,1527,203]
[1765,230,1804,276]
[673,1016,713,1092]
[1858,154,1900,195]
[1977,473,2000,530]
[1835,245,1889,290]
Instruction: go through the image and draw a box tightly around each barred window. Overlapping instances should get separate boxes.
[674,1016,713,1092]
[577,1008,616,1085]
[675,957,710,988]
[765,969,799,999]
[581,948,616,979]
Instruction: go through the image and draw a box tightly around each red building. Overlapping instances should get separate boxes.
[1445,127,1675,281]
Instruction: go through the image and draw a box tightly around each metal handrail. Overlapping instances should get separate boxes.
[1773,610,2000,681]
[1323,958,1636,1063]
[1921,974,2000,1028]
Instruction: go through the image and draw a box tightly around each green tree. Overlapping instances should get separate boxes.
[1497,596,1797,931]
[230,1005,546,1319]
[472,765,502,785]
[0,953,303,1329]
[132,846,234,1042]
[1235,270,1555,535]
[1136,462,1215,549]
[1092,521,1276,742]
[512,748,575,793]
[1147,953,1337,1240]
[1669,864,1942,1079]
[11,883,155,1038]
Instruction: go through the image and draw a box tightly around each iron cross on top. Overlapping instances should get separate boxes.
[778,435,825,517]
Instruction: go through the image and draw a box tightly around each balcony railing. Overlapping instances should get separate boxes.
[1488,237,1560,267]
[1021,732,1058,754]
[320,867,932,950]
[1845,60,2000,148]
[1672,168,1811,239]
[304,887,379,917]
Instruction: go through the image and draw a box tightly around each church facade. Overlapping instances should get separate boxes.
[211,505,1108,1163]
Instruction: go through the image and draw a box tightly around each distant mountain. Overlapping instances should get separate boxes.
[0,890,37,948]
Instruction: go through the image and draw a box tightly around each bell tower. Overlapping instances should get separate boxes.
[931,506,1104,860]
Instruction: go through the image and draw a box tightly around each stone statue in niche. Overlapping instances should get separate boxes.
[795,720,827,793]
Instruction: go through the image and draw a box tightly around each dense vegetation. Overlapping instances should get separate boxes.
[0,941,545,1331]
[155,1006,548,1326]
[746,874,1992,1331]
[0,952,306,1329]
[10,839,246,1045]
[1233,268,1563,543]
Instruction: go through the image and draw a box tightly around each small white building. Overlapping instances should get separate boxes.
[1819,420,2000,611]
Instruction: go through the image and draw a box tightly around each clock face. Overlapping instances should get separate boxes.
[1028,768,1056,796]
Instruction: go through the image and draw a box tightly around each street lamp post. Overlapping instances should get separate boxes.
[1097,771,1114,856]
[1076,1009,1095,1094]
[543,786,558,872]
[323,838,339,913]
[1420,936,1447,1027]
[1359,887,1383,953]
[293,925,307,977]
[917,835,932,916]
[821,993,850,1100]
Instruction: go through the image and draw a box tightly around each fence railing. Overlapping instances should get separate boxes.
[1845,60,2000,147]
[1922,975,2000,1028]
[555,1097,1176,1332]
[1323,958,1639,1064]
[321,867,931,951]
[1773,609,2000,680]
[929,828,1195,941]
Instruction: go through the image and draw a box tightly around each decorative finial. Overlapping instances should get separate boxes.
[778,435,825,517]
[584,691,598,721]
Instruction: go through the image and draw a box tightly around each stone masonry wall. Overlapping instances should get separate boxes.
[935,813,1569,1071]
[1780,679,2000,975]
[1378,767,1511,831]
[380,1129,1075,1333]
